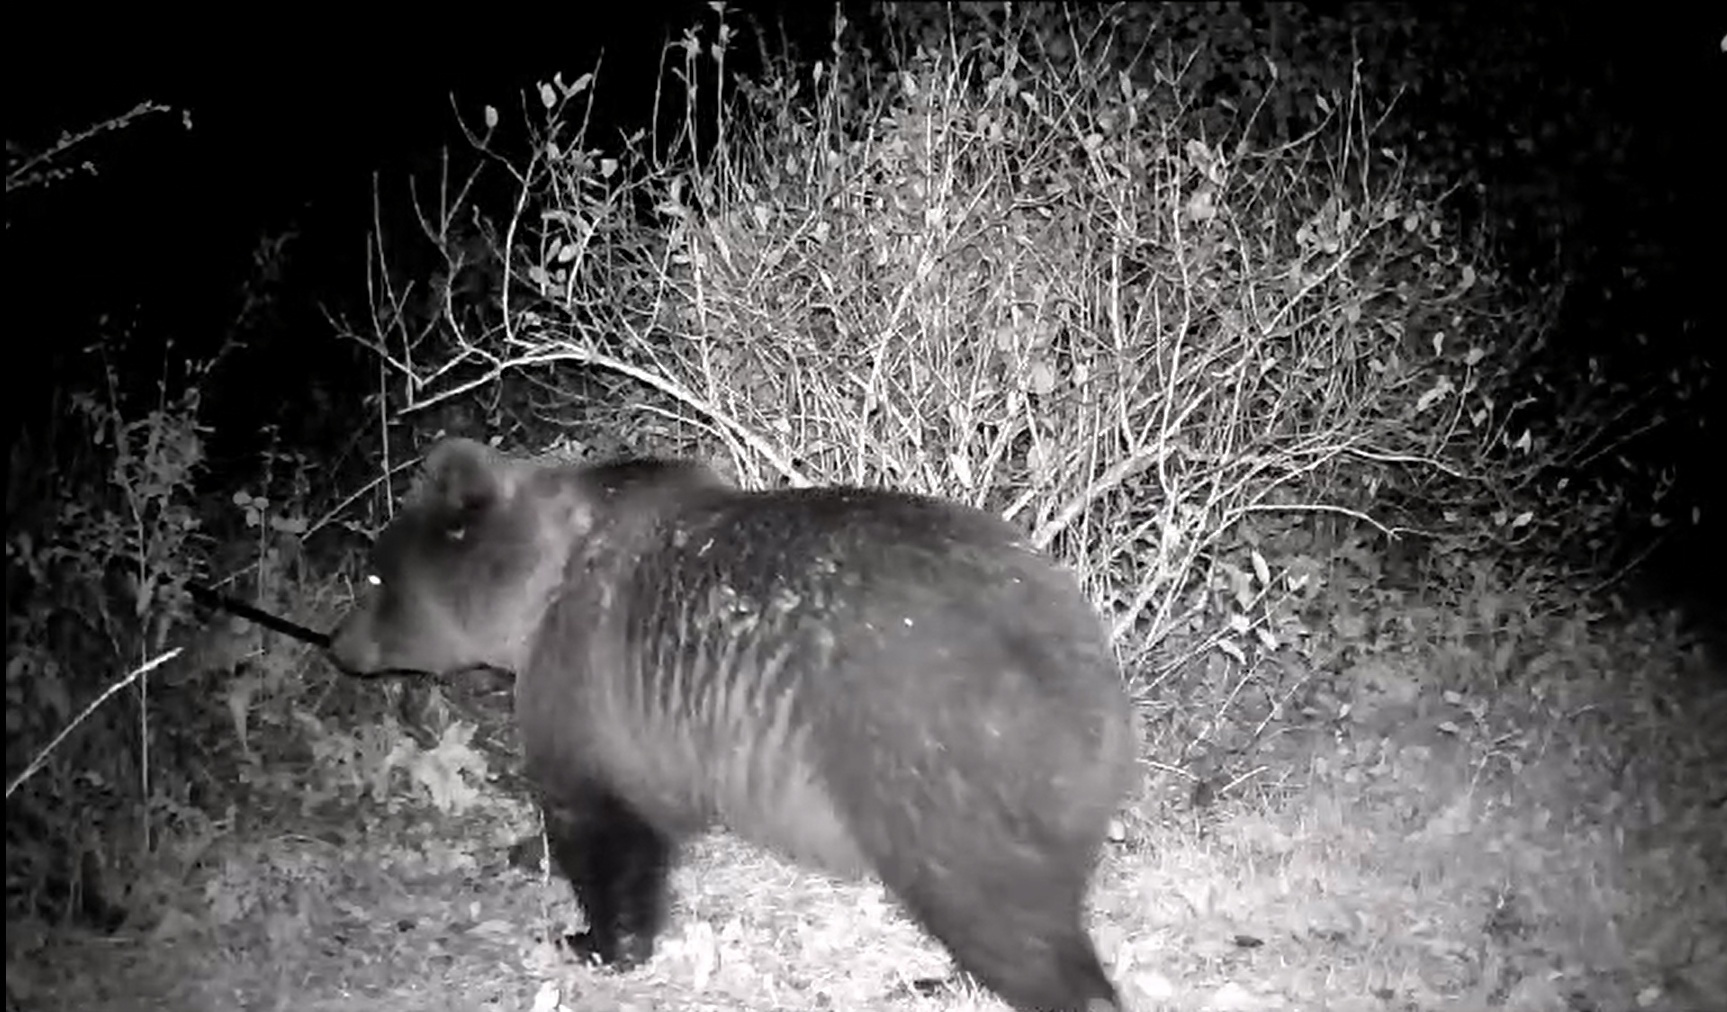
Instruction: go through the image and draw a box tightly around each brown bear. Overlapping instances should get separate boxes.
[330,437,1136,1012]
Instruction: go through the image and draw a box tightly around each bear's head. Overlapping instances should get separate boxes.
[329,438,586,678]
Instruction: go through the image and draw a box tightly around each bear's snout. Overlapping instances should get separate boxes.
[327,611,382,676]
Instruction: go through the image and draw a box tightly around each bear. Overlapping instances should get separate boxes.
[330,437,1137,1012]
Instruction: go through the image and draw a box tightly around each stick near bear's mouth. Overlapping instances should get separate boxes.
[187,583,331,650]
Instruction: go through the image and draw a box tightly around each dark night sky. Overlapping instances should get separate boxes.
[10,11,719,317]
[7,7,774,458]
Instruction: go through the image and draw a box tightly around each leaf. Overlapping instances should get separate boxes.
[1333,612,1368,640]
[225,673,260,757]
[1416,376,1454,413]
[949,451,974,490]
[1028,359,1056,395]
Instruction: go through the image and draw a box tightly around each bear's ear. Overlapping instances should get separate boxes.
[419,438,517,515]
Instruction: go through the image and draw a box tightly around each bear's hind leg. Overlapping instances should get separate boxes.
[541,790,674,971]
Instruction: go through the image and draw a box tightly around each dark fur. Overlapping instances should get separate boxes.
[331,438,1136,1012]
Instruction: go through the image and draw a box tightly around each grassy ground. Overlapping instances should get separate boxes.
[8,594,1722,1012]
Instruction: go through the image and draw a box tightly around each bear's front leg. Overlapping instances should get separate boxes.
[541,789,674,970]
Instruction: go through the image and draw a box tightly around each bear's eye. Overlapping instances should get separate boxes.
[365,573,384,589]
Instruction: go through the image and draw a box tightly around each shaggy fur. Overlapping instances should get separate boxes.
[331,437,1135,1012]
